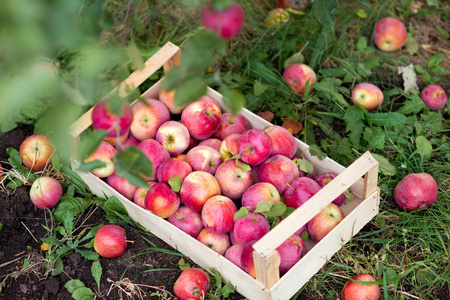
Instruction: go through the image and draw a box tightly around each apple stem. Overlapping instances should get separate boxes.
[125,240,135,244]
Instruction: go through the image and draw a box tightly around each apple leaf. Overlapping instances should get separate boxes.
[76,160,106,173]
[264,202,287,218]
[112,146,153,188]
[76,129,107,161]
[235,159,251,173]
[416,136,433,158]
[168,176,182,192]
[372,154,397,176]
[234,207,248,221]
[313,0,338,29]
[220,87,245,115]
[178,258,190,271]
[174,77,207,108]
[254,201,274,214]
[300,230,309,241]
[296,157,314,174]
[282,118,302,135]
[256,111,274,123]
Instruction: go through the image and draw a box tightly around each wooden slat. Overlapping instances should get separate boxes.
[253,250,281,289]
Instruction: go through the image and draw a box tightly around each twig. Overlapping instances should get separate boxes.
[21,221,39,244]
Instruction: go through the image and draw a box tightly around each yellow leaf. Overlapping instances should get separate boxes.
[356,9,367,18]
[41,243,50,251]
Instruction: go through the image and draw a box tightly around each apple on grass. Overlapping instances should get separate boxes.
[315,172,347,206]
[341,273,380,300]
[107,173,138,200]
[167,206,204,238]
[84,141,116,178]
[181,99,222,141]
[264,125,297,158]
[180,171,221,212]
[94,224,127,258]
[307,203,345,243]
[238,129,273,166]
[155,120,191,156]
[420,85,448,110]
[241,182,281,211]
[201,195,237,234]
[277,233,307,275]
[91,99,133,138]
[130,98,170,141]
[233,211,270,246]
[283,63,317,95]
[137,139,170,181]
[173,268,211,300]
[157,158,192,185]
[145,182,180,219]
[29,176,63,209]
[213,112,250,140]
[220,133,241,161]
[394,173,438,212]
[284,177,321,209]
[351,83,384,111]
[19,134,55,171]
[196,228,230,255]
[202,1,244,40]
[257,154,299,194]
[214,159,253,200]
[224,244,244,269]
[374,17,407,52]
[198,138,222,152]
[185,145,223,175]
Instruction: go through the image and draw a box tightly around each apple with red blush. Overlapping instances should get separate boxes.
[233,211,270,246]
[238,129,273,166]
[145,182,180,219]
[19,134,55,171]
[307,203,345,242]
[213,112,250,140]
[315,172,347,206]
[420,85,447,110]
[241,182,281,211]
[258,154,299,194]
[283,63,317,95]
[220,133,241,161]
[181,99,222,140]
[180,171,221,212]
[373,17,407,52]
[91,99,133,138]
[157,158,192,185]
[264,125,297,158]
[214,159,253,200]
[185,145,222,175]
[159,89,187,114]
[173,268,211,300]
[107,173,138,200]
[202,1,244,40]
[133,183,155,208]
[156,121,190,155]
[342,273,380,300]
[201,195,237,234]
[117,133,140,151]
[241,240,257,278]
[196,228,230,255]
[137,139,170,181]
[130,98,170,141]
[277,233,307,274]
[198,138,222,152]
[94,224,127,258]
[351,83,384,111]
[284,177,321,209]
[84,141,116,178]
[394,173,438,212]
[29,176,63,209]
[224,244,244,269]
[168,206,204,238]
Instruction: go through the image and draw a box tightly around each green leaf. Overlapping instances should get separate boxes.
[234,207,249,221]
[366,112,407,127]
[372,154,397,176]
[113,146,153,187]
[383,267,400,285]
[76,130,107,161]
[296,157,314,174]
[253,80,268,97]
[363,127,385,149]
[51,257,64,276]
[264,202,287,218]
[72,287,95,300]
[127,42,144,70]
[54,197,88,235]
[91,261,102,291]
[416,136,433,158]
[168,176,182,192]
[313,81,349,109]
[254,201,274,214]
[79,225,103,243]
[398,94,426,114]
[313,0,338,29]
[103,196,132,224]
[428,53,443,69]
[343,106,365,146]
[416,268,436,284]
[178,258,190,270]
[76,160,107,173]
[235,159,251,173]
[75,249,99,260]
[220,88,245,115]
[356,37,367,53]
[65,279,86,294]
[42,235,63,246]
[174,77,207,108]
[405,34,419,55]
[284,52,305,69]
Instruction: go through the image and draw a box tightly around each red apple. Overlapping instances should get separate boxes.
[219,133,241,161]
[130,98,170,141]
[351,83,384,111]
[145,182,180,219]
[180,171,221,212]
[315,172,346,206]
[394,173,438,212]
[258,154,299,194]
[156,121,191,155]
[283,63,317,95]
[157,158,192,185]
[137,139,170,181]
[29,176,63,209]
[185,145,222,175]
[420,85,448,110]
[277,233,307,274]
[106,173,138,200]
[19,134,54,171]
[241,182,281,211]
[117,133,140,151]
[84,141,116,178]
[198,138,222,152]
[168,206,204,238]
[283,177,322,210]
[213,112,250,140]
[181,99,222,140]
[264,125,297,158]
[173,268,211,300]
[224,244,244,269]
[133,183,155,208]
[307,203,345,242]
[373,17,407,52]
[241,240,257,278]
[159,89,187,114]
[197,95,222,110]
[214,159,253,200]
[342,273,380,300]
[196,228,231,255]
[202,2,244,40]
[202,195,237,234]
[238,129,273,166]
[91,100,133,138]
[233,212,270,246]
[94,224,127,258]
[103,130,129,147]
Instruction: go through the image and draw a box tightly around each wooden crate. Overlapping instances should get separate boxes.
[69,42,380,300]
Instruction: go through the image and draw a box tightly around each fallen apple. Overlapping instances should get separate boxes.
[394,173,438,212]
[373,17,407,52]
[202,1,244,40]
[29,176,63,209]
[341,273,380,300]
[420,85,448,110]
[19,134,55,171]
[94,224,127,258]
[173,268,211,300]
